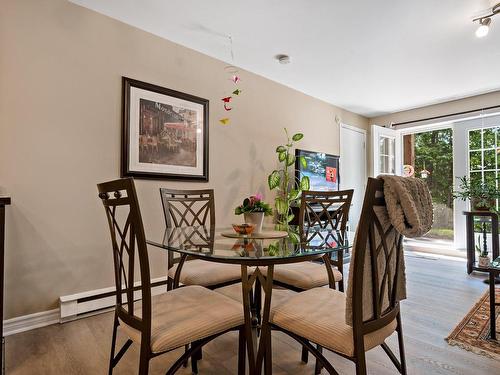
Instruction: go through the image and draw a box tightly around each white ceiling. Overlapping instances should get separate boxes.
[70,0,500,117]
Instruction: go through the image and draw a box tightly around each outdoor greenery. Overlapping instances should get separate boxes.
[414,129,454,207]
[268,128,310,227]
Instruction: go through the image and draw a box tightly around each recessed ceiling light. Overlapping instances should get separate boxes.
[275,54,291,64]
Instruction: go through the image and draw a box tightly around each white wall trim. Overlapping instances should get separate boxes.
[3,309,60,336]
[59,276,167,322]
[3,277,168,336]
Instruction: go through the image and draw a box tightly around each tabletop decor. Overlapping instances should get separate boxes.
[121,77,209,181]
[234,193,272,233]
[231,223,255,235]
[268,128,310,227]
[453,175,500,211]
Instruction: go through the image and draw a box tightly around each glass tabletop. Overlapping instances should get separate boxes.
[491,256,500,270]
[147,225,352,265]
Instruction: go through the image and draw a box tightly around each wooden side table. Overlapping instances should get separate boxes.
[0,197,11,375]
[463,211,499,274]
[488,260,499,340]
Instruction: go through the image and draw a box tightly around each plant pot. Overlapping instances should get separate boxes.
[244,212,264,233]
[471,197,495,211]
[478,255,490,267]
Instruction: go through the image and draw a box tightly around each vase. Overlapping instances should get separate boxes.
[478,255,490,267]
[244,212,264,233]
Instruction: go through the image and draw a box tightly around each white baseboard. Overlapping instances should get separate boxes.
[59,277,167,322]
[3,309,60,336]
[3,277,168,336]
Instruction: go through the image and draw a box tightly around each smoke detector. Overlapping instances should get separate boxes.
[275,54,291,64]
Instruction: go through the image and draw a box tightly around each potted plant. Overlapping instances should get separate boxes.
[453,176,500,211]
[476,235,490,267]
[268,128,310,228]
[234,193,272,233]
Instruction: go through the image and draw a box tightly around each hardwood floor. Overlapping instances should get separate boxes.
[6,253,499,374]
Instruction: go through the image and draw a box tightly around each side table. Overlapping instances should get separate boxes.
[463,211,499,274]
[0,197,11,375]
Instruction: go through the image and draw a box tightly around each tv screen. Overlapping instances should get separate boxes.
[295,149,339,191]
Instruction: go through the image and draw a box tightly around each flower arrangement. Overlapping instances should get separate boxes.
[234,193,273,216]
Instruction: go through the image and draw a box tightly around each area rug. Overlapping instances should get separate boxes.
[446,288,500,360]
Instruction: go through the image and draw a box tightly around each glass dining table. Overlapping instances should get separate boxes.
[148,225,352,375]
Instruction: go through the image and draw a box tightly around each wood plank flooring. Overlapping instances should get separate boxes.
[5,253,500,374]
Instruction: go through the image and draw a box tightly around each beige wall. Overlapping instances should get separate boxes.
[370,91,500,127]
[0,0,368,318]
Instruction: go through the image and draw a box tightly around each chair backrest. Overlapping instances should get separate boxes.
[160,188,215,228]
[298,189,353,242]
[346,178,405,337]
[97,178,151,340]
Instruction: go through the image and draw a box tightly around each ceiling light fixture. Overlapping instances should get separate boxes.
[473,2,500,38]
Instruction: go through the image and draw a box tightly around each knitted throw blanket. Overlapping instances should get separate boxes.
[378,175,433,238]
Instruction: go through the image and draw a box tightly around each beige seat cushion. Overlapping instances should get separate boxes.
[273,262,343,290]
[216,282,297,308]
[120,285,244,353]
[168,259,242,286]
[270,287,397,357]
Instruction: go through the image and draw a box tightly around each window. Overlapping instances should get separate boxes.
[378,136,395,174]
[468,126,500,209]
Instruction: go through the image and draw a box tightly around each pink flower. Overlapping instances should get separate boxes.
[254,193,263,201]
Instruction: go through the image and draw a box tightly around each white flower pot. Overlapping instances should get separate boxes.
[244,212,264,233]
[478,256,490,267]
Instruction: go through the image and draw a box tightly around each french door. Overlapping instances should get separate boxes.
[372,125,402,176]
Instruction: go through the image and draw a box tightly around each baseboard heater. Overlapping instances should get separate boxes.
[59,277,167,322]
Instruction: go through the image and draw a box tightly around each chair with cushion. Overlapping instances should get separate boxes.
[273,189,353,293]
[270,178,407,374]
[160,188,242,290]
[98,178,245,375]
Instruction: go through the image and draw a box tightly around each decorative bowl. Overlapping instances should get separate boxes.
[232,223,255,235]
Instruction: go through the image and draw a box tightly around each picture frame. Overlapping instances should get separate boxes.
[121,77,209,181]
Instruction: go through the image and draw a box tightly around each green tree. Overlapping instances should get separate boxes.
[414,129,453,208]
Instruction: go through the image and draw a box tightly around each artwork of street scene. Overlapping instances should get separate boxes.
[139,98,198,167]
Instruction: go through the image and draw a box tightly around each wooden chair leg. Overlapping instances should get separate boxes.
[314,344,323,374]
[301,343,309,363]
[238,327,246,375]
[397,314,407,375]
[108,314,119,375]
[355,354,367,375]
[138,342,150,375]
[183,344,189,368]
[338,279,344,293]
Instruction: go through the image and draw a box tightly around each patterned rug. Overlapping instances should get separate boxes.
[446,288,500,360]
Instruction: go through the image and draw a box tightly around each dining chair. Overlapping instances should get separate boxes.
[159,188,242,290]
[270,178,407,375]
[98,178,245,375]
[273,189,353,293]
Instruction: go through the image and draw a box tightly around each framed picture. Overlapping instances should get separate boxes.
[122,77,209,181]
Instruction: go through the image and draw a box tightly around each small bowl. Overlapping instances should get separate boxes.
[232,223,255,235]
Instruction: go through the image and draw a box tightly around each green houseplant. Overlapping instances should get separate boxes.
[475,234,490,267]
[234,193,272,233]
[453,176,500,211]
[268,128,310,227]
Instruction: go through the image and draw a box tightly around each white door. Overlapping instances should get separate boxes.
[340,124,366,230]
[452,114,500,250]
[372,125,402,176]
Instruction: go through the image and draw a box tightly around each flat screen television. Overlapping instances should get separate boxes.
[295,149,339,191]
